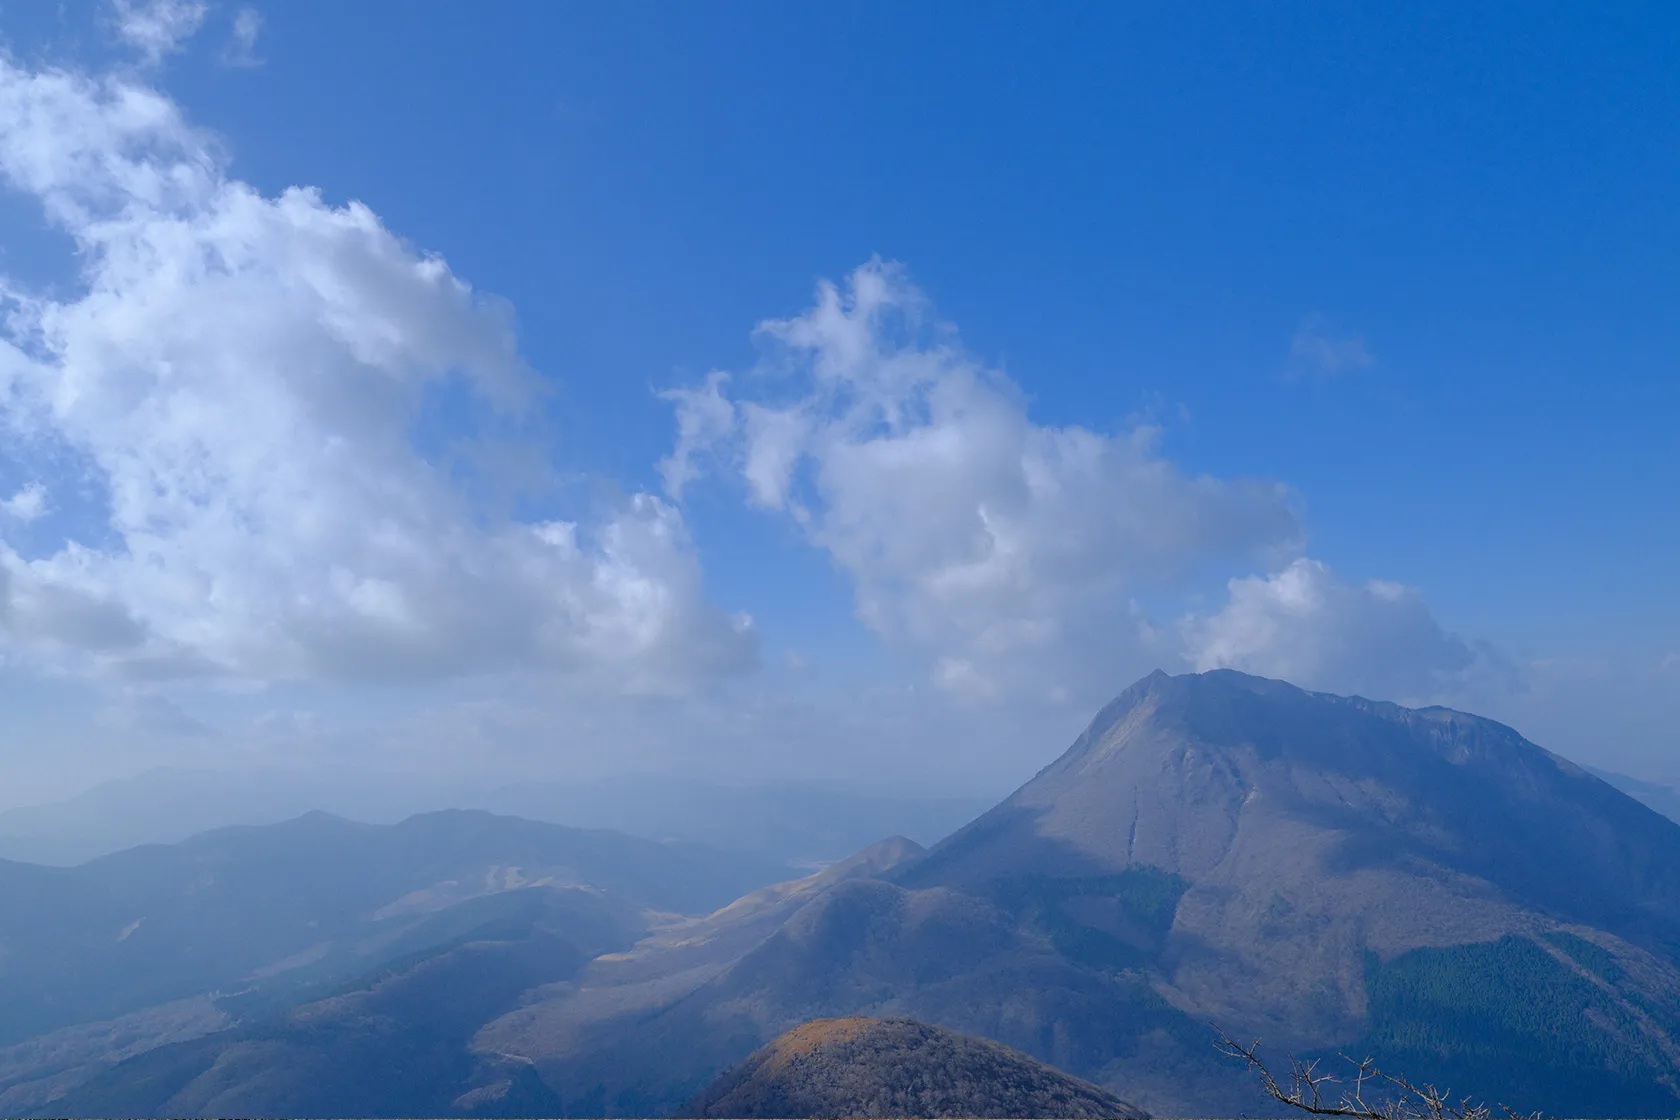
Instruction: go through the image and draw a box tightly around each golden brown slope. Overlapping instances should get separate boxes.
[679,1016,1147,1118]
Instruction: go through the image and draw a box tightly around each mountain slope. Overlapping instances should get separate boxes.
[890,670,1680,1111]
[17,839,916,1119]
[900,670,1680,1040]
[681,1017,1147,1119]
[47,898,621,1119]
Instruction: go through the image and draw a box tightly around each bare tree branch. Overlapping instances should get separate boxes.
[1211,1025,1541,1120]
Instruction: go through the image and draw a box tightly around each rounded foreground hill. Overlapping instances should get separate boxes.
[679,1016,1148,1118]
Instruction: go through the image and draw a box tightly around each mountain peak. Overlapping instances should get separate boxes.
[912,670,1680,959]
[680,1017,1148,1119]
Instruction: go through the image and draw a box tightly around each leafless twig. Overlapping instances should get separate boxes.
[1211,1025,1541,1120]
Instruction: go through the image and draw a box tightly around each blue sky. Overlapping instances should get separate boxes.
[0,1,1674,805]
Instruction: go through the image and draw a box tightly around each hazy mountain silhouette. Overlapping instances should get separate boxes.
[0,768,480,867]
[478,777,995,866]
[0,769,993,868]
[680,1017,1147,1118]
[19,671,1680,1117]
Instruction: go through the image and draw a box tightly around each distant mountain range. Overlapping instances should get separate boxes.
[0,769,994,868]
[8,670,1680,1117]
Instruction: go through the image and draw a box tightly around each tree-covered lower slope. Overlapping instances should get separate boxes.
[1323,935,1680,1116]
[679,1017,1147,1119]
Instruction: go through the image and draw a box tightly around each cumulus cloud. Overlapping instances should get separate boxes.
[662,260,1302,701]
[111,0,208,65]
[1181,557,1501,702]
[1289,313,1373,379]
[0,58,753,688]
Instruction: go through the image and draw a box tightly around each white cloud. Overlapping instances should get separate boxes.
[1181,557,1497,702]
[658,371,736,499]
[111,0,208,65]
[662,260,1302,702]
[0,58,754,688]
[1289,312,1373,378]
[0,483,47,521]
[221,8,264,69]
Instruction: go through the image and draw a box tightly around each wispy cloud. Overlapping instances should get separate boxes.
[220,7,264,69]
[1288,312,1374,379]
[1180,557,1512,703]
[110,0,208,65]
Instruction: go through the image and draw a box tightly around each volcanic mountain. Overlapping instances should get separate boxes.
[504,670,1680,1117]
[903,668,1680,1045]
[680,1017,1147,1118]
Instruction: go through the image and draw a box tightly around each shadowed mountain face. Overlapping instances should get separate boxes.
[22,671,1680,1117]
[0,769,996,869]
[680,1017,1148,1119]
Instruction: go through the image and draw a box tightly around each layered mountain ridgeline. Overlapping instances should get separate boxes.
[680,1017,1147,1119]
[0,810,790,1114]
[23,670,1680,1117]
[0,768,998,868]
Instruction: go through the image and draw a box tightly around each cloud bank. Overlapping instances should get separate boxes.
[663,261,1305,701]
[1180,557,1502,701]
[0,59,753,688]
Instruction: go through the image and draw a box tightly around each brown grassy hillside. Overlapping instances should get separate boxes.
[679,1016,1147,1118]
